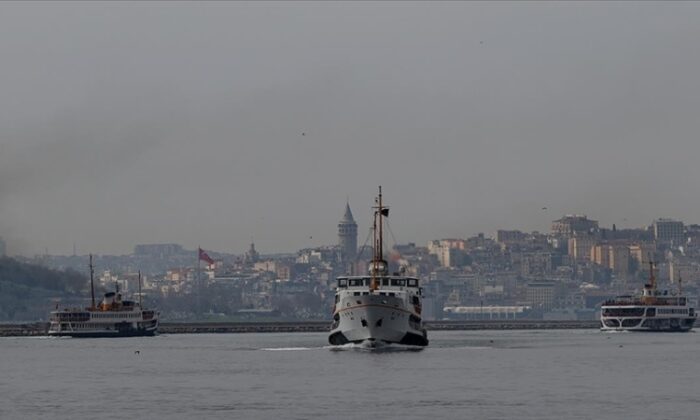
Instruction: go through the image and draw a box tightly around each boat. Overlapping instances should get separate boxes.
[48,255,159,337]
[600,261,696,332]
[328,187,429,347]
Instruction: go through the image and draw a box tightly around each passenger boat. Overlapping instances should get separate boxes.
[600,262,696,332]
[48,255,159,337]
[328,187,428,347]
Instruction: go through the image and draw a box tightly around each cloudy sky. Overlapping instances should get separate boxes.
[2,2,700,256]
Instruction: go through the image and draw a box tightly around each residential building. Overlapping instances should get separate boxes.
[568,235,597,263]
[134,243,184,258]
[653,218,685,246]
[551,215,599,238]
[526,281,557,311]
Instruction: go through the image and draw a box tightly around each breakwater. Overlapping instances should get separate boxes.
[0,320,600,337]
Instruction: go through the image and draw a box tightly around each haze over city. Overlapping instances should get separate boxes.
[2,2,700,256]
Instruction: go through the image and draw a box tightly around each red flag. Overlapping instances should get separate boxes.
[199,248,215,265]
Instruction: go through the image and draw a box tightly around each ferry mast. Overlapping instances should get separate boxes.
[371,186,388,291]
[89,254,96,310]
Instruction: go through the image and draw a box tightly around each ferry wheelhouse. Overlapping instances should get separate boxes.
[600,262,696,332]
[328,187,429,347]
[48,255,159,337]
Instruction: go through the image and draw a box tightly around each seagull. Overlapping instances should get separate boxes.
[541,207,548,210]
[134,350,140,355]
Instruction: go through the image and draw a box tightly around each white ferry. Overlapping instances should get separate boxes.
[600,262,696,332]
[48,256,159,337]
[328,187,428,347]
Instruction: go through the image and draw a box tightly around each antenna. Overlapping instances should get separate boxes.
[89,254,96,309]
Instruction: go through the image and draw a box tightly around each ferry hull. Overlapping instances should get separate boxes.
[329,299,428,347]
[48,329,157,338]
[48,320,159,338]
[601,316,695,332]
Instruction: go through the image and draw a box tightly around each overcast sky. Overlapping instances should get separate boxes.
[2,2,700,256]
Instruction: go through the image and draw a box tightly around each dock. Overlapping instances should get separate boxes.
[0,320,600,337]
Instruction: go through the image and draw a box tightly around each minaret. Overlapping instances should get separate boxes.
[338,202,358,265]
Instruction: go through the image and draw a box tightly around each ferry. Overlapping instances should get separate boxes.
[328,187,429,347]
[48,255,159,337]
[600,262,696,332]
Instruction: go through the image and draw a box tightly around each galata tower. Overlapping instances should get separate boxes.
[338,202,358,263]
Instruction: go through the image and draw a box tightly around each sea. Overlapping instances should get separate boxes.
[2,329,699,420]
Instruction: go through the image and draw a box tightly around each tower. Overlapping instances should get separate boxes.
[246,240,259,264]
[338,202,358,265]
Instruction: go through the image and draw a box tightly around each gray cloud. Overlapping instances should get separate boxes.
[2,2,700,255]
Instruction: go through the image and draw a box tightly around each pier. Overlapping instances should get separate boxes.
[0,320,600,337]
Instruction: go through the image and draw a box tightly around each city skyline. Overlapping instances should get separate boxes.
[2,2,700,255]
[4,207,692,258]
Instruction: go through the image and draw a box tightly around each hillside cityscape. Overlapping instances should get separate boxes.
[0,205,697,322]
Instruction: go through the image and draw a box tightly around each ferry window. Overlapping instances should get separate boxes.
[349,279,362,287]
[338,279,347,287]
[389,293,396,297]
[353,292,361,296]
[391,279,406,287]
[408,279,418,287]
[382,279,389,286]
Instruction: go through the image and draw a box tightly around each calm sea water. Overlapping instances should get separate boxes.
[2,330,699,420]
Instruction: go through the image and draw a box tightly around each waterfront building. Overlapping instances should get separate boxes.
[443,305,529,319]
[526,281,557,312]
[0,236,5,257]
